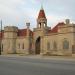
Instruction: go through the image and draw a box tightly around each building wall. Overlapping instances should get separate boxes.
[1,20,75,56]
[16,37,30,54]
[42,34,58,55]
[42,23,75,56]
[42,33,73,55]
[2,26,18,54]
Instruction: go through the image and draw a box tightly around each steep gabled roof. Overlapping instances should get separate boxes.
[38,9,46,19]
[48,22,65,33]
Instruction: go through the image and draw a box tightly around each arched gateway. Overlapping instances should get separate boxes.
[35,37,41,54]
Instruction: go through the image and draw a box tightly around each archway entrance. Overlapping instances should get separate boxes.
[72,45,75,54]
[35,37,41,54]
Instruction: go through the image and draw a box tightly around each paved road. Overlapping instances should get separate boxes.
[0,55,75,75]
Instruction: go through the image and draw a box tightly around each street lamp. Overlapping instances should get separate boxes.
[0,20,2,55]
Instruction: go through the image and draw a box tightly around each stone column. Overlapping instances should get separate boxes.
[26,23,30,54]
[40,36,44,55]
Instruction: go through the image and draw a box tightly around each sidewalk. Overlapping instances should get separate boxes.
[1,54,75,61]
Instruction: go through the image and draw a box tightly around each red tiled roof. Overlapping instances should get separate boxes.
[38,9,46,19]
[0,29,33,38]
[18,29,27,36]
[0,22,65,38]
[18,29,33,37]
[49,22,65,33]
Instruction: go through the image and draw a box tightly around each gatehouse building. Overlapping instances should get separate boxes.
[0,7,75,56]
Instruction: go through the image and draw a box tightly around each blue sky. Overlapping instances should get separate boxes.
[0,0,75,30]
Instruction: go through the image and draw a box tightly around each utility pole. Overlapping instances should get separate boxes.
[0,20,2,55]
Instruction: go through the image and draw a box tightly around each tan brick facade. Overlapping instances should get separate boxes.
[1,8,75,56]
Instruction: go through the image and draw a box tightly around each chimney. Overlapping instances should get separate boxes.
[26,23,30,37]
[65,19,70,24]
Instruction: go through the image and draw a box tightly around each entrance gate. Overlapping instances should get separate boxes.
[35,37,41,54]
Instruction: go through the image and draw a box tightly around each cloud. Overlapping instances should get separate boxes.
[29,0,41,4]
[0,0,75,29]
[0,0,28,26]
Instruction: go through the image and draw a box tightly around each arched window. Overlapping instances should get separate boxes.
[63,40,69,49]
[53,41,57,50]
[22,43,24,49]
[18,43,20,49]
[47,42,50,50]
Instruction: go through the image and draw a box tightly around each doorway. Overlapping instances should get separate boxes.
[35,37,41,54]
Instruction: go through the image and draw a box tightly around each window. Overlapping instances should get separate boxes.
[47,42,50,50]
[22,43,24,49]
[18,43,20,49]
[63,40,69,49]
[53,41,57,50]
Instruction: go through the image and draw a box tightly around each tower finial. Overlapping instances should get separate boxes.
[41,0,43,10]
[41,4,43,10]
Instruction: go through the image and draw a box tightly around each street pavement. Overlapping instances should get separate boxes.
[0,55,75,75]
